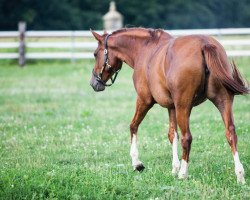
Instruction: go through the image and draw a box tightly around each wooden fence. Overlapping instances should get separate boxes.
[1,25,250,66]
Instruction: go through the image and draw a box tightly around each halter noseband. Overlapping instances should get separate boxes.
[92,34,120,87]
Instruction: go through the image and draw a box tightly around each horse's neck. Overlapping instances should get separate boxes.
[117,39,141,67]
[112,31,170,68]
[111,35,142,68]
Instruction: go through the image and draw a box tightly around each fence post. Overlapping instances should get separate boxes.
[71,31,76,64]
[18,21,26,66]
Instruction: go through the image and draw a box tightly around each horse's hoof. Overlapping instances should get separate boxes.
[178,171,188,179]
[172,161,180,175]
[171,166,180,176]
[235,164,245,184]
[134,164,145,172]
[236,171,245,184]
[178,160,188,179]
[237,177,246,184]
[178,173,187,179]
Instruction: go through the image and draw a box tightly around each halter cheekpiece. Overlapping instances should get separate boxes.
[92,34,120,87]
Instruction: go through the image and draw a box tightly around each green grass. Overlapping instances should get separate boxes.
[0,58,250,200]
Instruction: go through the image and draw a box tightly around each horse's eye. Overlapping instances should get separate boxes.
[94,52,97,57]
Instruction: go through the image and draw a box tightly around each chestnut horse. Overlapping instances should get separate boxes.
[90,28,249,184]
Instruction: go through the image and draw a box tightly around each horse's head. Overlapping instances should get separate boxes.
[90,30,122,92]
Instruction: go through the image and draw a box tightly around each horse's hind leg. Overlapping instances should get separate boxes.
[210,91,245,184]
[171,91,194,179]
[168,108,180,175]
[175,105,193,179]
[130,97,153,171]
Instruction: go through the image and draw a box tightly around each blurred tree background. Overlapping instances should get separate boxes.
[0,0,250,30]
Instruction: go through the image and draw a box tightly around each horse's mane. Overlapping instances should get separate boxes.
[111,27,166,41]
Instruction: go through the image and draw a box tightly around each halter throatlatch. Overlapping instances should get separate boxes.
[92,34,120,87]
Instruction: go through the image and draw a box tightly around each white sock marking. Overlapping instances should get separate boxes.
[178,159,188,179]
[233,151,245,184]
[130,134,142,168]
[172,131,180,174]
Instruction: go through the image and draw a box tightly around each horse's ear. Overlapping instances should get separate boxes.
[90,29,101,41]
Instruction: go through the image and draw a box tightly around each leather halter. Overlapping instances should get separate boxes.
[92,34,120,87]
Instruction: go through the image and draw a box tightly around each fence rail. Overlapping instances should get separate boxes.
[1,28,250,65]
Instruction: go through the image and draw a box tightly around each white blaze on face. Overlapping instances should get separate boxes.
[130,134,141,168]
[233,151,245,184]
[172,131,180,174]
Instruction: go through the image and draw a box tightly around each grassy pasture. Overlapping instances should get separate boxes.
[0,58,250,199]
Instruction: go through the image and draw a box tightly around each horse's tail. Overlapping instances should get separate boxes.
[202,43,249,95]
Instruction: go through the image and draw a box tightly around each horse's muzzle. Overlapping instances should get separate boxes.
[90,77,105,92]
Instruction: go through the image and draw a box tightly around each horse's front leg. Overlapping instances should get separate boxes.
[130,97,153,171]
[167,108,180,175]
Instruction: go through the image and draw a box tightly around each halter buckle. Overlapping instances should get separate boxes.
[106,59,111,69]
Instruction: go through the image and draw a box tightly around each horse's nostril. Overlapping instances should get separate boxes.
[90,78,105,92]
[90,80,93,86]
[95,83,105,92]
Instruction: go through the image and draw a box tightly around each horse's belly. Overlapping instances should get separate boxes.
[151,87,173,107]
[148,70,173,107]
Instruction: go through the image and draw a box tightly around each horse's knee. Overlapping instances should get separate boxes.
[181,133,192,150]
[168,130,174,144]
[130,123,138,135]
[228,125,236,132]
[225,125,238,146]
